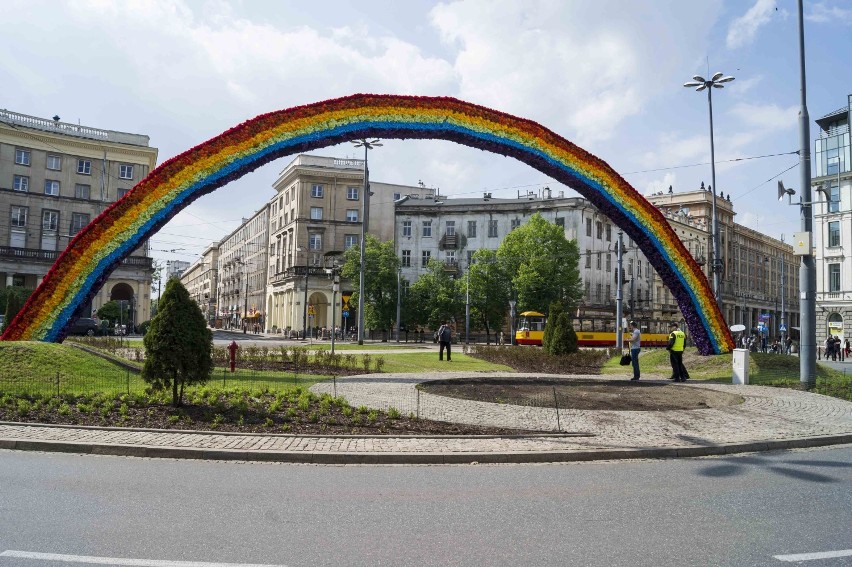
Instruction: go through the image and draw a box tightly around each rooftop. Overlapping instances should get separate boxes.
[0,109,151,147]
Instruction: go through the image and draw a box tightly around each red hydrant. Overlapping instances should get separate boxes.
[228,340,239,373]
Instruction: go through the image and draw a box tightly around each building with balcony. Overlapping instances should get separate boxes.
[263,154,434,335]
[179,244,218,325]
[0,109,158,325]
[216,207,269,330]
[813,94,852,344]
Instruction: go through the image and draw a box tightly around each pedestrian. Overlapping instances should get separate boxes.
[628,320,641,381]
[437,321,453,361]
[785,336,793,355]
[846,338,851,358]
[666,321,688,382]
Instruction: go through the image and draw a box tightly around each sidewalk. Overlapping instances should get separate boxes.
[2,373,852,464]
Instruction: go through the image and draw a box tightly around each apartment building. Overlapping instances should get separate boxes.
[216,206,269,330]
[0,109,158,324]
[179,244,219,325]
[263,155,433,335]
[812,94,852,344]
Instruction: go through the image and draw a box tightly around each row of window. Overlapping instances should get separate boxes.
[308,207,359,222]
[401,219,507,239]
[10,206,90,234]
[310,184,360,200]
[582,282,653,304]
[586,218,613,241]
[584,251,650,278]
[14,148,135,179]
[10,176,128,200]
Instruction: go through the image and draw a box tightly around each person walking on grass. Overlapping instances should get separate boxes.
[666,321,688,382]
[628,320,641,381]
[438,321,453,361]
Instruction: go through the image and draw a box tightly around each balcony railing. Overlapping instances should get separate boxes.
[0,247,152,269]
[0,109,150,147]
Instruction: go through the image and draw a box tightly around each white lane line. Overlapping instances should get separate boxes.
[0,550,287,567]
[774,549,852,562]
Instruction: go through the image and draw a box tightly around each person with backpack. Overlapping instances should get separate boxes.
[437,321,453,361]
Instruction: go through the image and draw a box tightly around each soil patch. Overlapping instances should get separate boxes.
[418,377,744,411]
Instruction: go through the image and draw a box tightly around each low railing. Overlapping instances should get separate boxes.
[0,246,152,268]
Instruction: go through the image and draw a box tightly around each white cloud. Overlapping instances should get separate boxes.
[807,2,852,24]
[726,0,777,49]
[728,103,798,133]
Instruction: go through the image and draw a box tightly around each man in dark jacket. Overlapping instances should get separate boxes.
[438,321,453,361]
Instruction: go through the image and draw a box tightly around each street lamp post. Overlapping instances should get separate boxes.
[351,138,382,345]
[615,230,624,350]
[331,273,339,354]
[465,261,471,345]
[396,267,401,343]
[684,71,735,313]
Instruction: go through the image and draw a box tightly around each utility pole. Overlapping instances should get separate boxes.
[615,230,624,349]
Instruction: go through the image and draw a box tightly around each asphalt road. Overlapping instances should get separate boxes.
[1,446,851,566]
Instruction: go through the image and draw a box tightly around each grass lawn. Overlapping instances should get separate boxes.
[308,342,431,351]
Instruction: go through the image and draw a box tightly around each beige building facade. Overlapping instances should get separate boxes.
[0,109,158,325]
[180,244,219,325]
[217,206,269,330]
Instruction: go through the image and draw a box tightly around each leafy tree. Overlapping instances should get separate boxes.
[408,259,464,329]
[142,279,212,407]
[467,249,509,343]
[341,235,401,333]
[96,300,130,325]
[497,213,582,314]
[3,288,29,333]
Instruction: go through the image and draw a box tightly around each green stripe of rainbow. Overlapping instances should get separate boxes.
[1,94,733,354]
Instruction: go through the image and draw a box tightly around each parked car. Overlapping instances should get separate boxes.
[67,317,99,336]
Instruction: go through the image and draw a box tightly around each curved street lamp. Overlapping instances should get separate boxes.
[683,71,735,311]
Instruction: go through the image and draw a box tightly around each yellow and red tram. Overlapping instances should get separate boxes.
[515,311,671,347]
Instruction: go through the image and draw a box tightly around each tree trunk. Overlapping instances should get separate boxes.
[172,372,179,407]
[179,380,185,407]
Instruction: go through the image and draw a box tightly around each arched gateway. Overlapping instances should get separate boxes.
[1,94,733,354]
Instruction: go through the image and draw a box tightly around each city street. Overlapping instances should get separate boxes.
[1,446,851,566]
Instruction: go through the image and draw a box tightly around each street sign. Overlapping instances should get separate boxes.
[342,310,349,318]
[308,304,315,316]
[779,324,787,332]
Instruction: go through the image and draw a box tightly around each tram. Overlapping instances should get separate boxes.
[515,311,671,347]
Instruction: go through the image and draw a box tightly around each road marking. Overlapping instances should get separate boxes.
[0,550,287,567]
[774,549,852,562]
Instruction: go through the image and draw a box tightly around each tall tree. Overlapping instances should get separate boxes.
[409,258,464,329]
[497,213,582,314]
[96,300,130,326]
[1,286,32,333]
[142,279,212,407]
[467,249,509,342]
[341,235,401,332]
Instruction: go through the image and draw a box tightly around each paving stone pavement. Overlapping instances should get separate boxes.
[2,372,852,464]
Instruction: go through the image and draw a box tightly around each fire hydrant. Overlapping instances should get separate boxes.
[228,340,239,373]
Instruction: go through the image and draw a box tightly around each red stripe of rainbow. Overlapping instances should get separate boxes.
[1,94,733,354]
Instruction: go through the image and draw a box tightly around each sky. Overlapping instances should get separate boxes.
[2,0,851,268]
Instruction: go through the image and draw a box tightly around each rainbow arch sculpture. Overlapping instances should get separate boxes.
[1,94,734,354]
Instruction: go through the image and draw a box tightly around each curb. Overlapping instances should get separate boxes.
[2,433,851,464]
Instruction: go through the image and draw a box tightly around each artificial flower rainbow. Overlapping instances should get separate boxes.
[1,94,734,354]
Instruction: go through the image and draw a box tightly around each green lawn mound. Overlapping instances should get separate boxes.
[0,341,128,378]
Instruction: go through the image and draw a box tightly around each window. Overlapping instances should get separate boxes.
[346,209,358,222]
[393,192,401,201]
[829,183,840,213]
[15,149,31,166]
[75,184,91,200]
[446,221,456,236]
[71,213,90,234]
[585,281,591,300]
[488,220,498,238]
[596,221,603,239]
[585,251,591,268]
[117,188,129,199]
[310,207,323,220]
[828,263,841,292]
[344,234,358,249]
[44,180,60,196]
[346,186,359,200]
[606,284,611,300]
[11,207,27,228]
[510,218,521,230]
[421,250,431,267]
[446,250,456,264]
[596,252,601,270]
[119,164,134,179]
[42,210,59,231]
[402,220,412,237]
[309,233,322,250]
[828,221,840,247]
[422,220,432,237]
[468,220,477,238]
[47,155,61,170]
[401,250,411,267]
[605,254,611,272]
[628,258,633,276]
[311,184,324,198]
[586,218,592,237]
[13,175,29,192]
[555,217,564,228]
[595,283,602,302]
[467,250,474,265]
[77,159,91,175]
[606,224,612,242]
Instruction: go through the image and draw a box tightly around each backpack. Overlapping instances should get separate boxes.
[439,325,451,342]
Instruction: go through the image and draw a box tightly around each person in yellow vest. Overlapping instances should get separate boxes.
[666,321,688,382]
